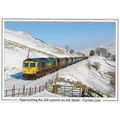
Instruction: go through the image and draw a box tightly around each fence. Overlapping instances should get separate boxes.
[58,86,83,97]
[4,84,46,97]
[46,79,108,97]
[4,80,109,97]
[57,85,104,97]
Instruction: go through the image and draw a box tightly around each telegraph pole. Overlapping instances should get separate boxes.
[27,48,30,58]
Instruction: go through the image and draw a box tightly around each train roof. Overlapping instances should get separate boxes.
[24,58,57,63]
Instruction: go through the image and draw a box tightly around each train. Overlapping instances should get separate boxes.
[22,56,88,80]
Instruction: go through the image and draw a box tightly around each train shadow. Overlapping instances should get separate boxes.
[11,72,24,80]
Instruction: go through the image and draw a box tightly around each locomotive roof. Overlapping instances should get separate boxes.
[24,58,57,63]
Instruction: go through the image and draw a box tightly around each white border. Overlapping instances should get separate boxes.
[1,18,119,102]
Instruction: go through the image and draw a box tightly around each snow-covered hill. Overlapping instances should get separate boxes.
[4,28,80,72]
[99,42,115,55]
[81,42,115,56]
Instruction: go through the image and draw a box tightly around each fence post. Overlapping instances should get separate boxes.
[72,86,73,97]
[53,85,59,94]
[5,90,7,97]
[18,88,20,97]
[31,88,34,95]
[63,86,65,96]
[34,86,37,94]
[26,88,28,96]
[79,87,81,97]
[29,87,31,96]
[80,87,82,97]
[23,86,25,96]
[85,88,87,96]
[82,89,85,97]
[45,82,47,90]
[12,85,15,97]
[39,85,41,92]
[42,85,45,91]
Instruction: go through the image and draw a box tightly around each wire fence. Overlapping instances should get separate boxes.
[4,79,109,97]
[4,84,47,97]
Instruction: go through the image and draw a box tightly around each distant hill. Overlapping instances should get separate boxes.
[80,42,115,56]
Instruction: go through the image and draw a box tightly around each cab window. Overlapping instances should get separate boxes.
[30,63,35,67]
[24,63,29,67]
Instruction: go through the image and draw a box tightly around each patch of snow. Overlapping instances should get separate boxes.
[32,90,61,97]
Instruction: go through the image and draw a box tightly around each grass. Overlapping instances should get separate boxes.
[107,72,115,87]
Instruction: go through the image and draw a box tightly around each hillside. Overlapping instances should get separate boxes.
[4,28,80,72]
[81,42,115,56]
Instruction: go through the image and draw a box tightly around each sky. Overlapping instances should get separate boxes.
[5,21,116,50]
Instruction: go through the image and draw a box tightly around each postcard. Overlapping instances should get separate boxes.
[1,19,118,102]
